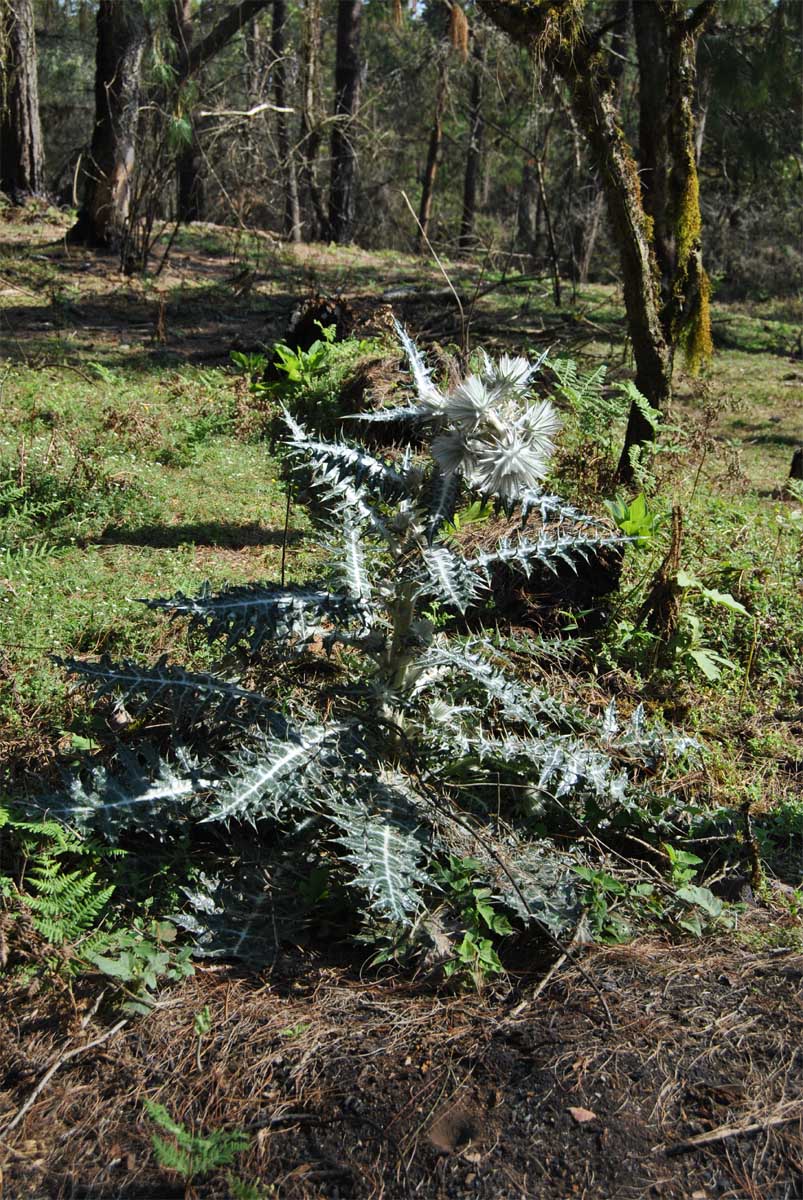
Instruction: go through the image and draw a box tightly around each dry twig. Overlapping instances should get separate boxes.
[660,1101,803,1155]
[0,1018,128,1140]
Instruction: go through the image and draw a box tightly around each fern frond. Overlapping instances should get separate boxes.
[143,582,369,655]
[552,358,607,404]
[25,858,115,944]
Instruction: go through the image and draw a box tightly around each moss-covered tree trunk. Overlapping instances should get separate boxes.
[634,0,713,372]
[478,0,715,481]
[0,0,46,201]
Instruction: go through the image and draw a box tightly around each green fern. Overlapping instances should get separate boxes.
[144,1100,251,1182]
[0,803,118,950]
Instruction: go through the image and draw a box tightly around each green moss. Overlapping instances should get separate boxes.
[676,152,702,271]
[672,151,713,372]
[682,268,714,373]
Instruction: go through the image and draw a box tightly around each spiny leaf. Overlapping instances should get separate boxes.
[56,745,213,839]
[420,546,484,614]
[470,530,621,579]
[142,583,368,656]
[285,413,411,502]
[208,724,343,824]
[56,655,281,727]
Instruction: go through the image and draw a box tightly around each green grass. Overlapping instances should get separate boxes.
[0,348,319,775]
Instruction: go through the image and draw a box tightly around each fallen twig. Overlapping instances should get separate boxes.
[0,1018,128,1140]
[660,1101,803,1156]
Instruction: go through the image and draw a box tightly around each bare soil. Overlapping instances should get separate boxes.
[2,920,802,1200]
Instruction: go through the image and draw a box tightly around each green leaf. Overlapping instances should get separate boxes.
[666,849,703,867]
[675,884,724,918]
[698,586,749,616]
[687,648,724,680]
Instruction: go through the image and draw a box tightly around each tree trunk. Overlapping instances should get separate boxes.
[69,0,147,248]
[328,0,362,244]
[298,0,325,241]
[576,183,604,283]
[517,153,539,261]
[416,54,449,252]
[535,154,561,306]
[245,9,264,101]
[478,0,713,481]
[272,0,301,242]
[0,0,46,201]
[169,0,205,223]
[458,33,484,250]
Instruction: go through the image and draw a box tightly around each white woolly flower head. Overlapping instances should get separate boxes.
[443,373,503,433]
[516,397,563,457]
[438,350,560,506]
[396,325,560,507]
[482,353,536,395]
[466,429,551,509]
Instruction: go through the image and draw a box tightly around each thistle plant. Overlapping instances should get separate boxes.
[44,331,680,966]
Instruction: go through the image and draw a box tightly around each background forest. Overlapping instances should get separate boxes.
[2,0,801,298]
[0,3,802,1198]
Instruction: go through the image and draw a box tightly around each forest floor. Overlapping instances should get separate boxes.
[0,208,802,1199]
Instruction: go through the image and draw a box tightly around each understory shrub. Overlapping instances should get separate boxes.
[32,332,696,970]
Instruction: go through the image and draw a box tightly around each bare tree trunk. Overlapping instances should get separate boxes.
[169,0,205,223]
[577,183,604,283]
[458,33,484,250]
[328,0,362,243]
[245,10,264,101]
[299,0,325,240]
[517,154,539,259]
[69,0,147,248]
[416,53,448,252]
[535,154,561,306]
[0,0,46,201]
[272,0,301,242]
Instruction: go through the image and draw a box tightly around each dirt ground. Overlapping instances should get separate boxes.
[1,919,802,1200]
